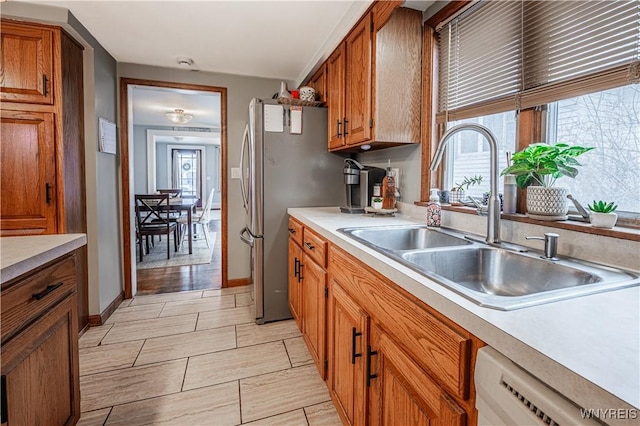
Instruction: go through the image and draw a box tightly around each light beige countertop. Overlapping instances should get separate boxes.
[1,234,87,284]
[288,206,640,421]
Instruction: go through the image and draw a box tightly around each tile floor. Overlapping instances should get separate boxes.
[77,287,341,426]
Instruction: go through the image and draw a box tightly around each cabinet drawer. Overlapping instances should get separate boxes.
[288,217,304,247]
[1,254,76,343]
[302,227,328,268]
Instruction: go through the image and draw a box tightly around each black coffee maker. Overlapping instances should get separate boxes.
[340,159,386,214]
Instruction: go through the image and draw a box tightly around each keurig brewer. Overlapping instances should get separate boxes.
[340,159,386,214]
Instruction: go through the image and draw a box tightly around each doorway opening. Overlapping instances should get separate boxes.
[120,78,228,298]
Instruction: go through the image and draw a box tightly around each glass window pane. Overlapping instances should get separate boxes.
[445,111,517,198]
[549,85,640,214]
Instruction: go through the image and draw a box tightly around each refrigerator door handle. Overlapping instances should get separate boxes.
[239,226,254,247]
[239,124,250,214]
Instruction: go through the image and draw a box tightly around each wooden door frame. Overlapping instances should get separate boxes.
[119,78,228,298]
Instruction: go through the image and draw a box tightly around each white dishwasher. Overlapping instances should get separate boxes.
[475,346,599,425]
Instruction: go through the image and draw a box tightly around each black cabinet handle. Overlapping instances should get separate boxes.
[43,74,49,97]
[343,117,349,136]
[366,345,378,387]
[351,327,362,364]
[297,263,303,283]
[294,257,300,278]
[32,282,63,301]
[304,242,315,250]
[1,375,7,423]
[288,227,296,234]
[337,119,342,137]
[45,183,52,204]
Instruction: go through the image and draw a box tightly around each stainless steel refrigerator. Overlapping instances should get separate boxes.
[239,98,345,324]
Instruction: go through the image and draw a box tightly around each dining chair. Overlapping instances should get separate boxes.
[157,188,183,220]
[179,188,216,248]
[135,194,179,260]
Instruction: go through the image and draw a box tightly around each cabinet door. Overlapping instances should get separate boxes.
[0,22,54,105]
[0,110,57,235]
[308,64,327,104]
[301,254,327,379]
[328,280,368,426]
[1,297,80,426]
[327,43,346,150]
[368,326,466,426]
[344,13,372,146]
[288,238,303,328]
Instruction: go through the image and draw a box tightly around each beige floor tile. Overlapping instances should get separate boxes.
[79,324,113,349]
[203,286,251,298]
[80,340,144,376]
[240,364,330,423]
[118,298,133,308]
[105,381,240,426]
[305,401,342,426]
[235,292,252,307]
[196,305,254,330]
[284,337,313,368]
[129,290,204,306]
[77,407,112,426]
[243,409,308,425]
[80,359,187,412]
[135,326,236,366]
[183,341,290,391]
[101,314,197,345]
[236,320,301,347]
[104,303,164,324]
[159,294,235,317]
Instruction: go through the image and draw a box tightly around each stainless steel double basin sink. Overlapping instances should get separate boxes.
[339,225,639,310]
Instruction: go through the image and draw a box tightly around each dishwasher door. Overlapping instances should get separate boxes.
[474,346,599,426]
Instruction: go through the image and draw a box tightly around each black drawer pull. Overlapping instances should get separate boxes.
[304,242,315,250]
[351,327,362,364]
[297,263,303,283]
[366,345,378,387]
[32,282,63,300]
[294,257,300,278]
[1,375,7,423]
[337,119,342,137]
[43,74,49,97]
[45,183,52,204]
[288,227,296,234]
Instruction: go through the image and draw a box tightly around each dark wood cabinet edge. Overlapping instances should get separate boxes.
[88,290,124,326]
[329,140,418,154]
[424,1,473,29]
[414,203,640,241]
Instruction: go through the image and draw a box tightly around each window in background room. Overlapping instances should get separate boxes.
[444,111,517,198]
[547,85,640,215]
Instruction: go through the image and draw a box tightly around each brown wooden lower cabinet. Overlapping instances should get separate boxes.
[301,252,327,379]
[288,236,302,324]
[1,253,80,426]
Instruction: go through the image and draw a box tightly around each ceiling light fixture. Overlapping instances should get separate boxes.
[177,57,194,68]
[165,109,193,125]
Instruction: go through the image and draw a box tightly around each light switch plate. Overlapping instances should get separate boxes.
[231,167,241,179]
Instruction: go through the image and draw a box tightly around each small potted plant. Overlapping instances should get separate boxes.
[450,175,483,205]
[588,200,618,228]
[372,197,384,210]
[501,143,593,219]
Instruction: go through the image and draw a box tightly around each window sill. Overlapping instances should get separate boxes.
[414,203,640,242]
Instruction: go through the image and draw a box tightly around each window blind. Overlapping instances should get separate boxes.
[437,0,640,123]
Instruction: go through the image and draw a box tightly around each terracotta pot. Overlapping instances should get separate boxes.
[526,186,569,216]
[590,212,617,228]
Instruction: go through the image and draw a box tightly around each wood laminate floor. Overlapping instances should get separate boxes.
[77,287,341,425]
[136,212,222,295]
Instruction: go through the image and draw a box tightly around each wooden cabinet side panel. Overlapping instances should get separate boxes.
[0,22,54,105]
[373,8,422,143]
[309,65,327,103]
[288,239,303,327]
[328,245,472,400]
[327,44,346,150]
[0,110,57,235]
[301,255,326,379]
[345,14,372,146]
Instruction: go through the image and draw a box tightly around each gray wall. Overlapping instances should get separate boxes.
[119,63,284,280]
[0,2,124,315]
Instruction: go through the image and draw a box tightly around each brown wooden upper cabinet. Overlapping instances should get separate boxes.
[0,22,54,105]
[307,64,327,104]
[323,3,422,152]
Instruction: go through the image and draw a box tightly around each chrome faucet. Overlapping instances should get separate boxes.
[526,233,560,260]
[430,123,501,244]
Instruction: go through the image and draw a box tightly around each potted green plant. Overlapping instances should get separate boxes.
[372,197,384,210]
[588,200,618,228]
[450,175,483,205]
[501,143,593,219]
